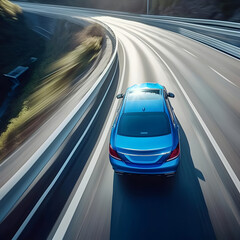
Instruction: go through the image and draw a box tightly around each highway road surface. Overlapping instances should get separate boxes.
[0,2,240,240]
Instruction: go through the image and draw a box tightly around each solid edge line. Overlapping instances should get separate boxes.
[136,35,240,194]
[52,40,126,240]
[12,56,118,240]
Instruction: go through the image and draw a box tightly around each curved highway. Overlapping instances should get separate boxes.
[0,2,240,240]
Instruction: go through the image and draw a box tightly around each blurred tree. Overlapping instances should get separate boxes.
[217,0,240,18]
[151,0,178,14]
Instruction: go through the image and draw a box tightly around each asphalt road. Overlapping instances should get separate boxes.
[1,2,240,240]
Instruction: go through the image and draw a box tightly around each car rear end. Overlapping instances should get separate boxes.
[109,85,180,175]
[109,136,180,176]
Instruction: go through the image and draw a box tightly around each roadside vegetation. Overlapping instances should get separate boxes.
[0,12,104,161]
[0,0,21,19]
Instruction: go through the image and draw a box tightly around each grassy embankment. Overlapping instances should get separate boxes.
[0,2,104,161]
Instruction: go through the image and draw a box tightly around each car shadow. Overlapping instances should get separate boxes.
[109,124,216,240]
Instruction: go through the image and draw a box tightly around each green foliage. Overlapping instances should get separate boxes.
[0,0,22,20]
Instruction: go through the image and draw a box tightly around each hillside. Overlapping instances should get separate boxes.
[0,0,45,103]
[0,0,44,75]
[0,1,104,161]
[19,0,240,22]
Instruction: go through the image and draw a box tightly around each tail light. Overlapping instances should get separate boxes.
[166,143,180,161]
[109,144,121,160]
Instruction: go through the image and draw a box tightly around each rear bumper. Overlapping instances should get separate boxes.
[109,156,179,175]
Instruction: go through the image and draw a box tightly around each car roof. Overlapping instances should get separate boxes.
[124,83,165,113]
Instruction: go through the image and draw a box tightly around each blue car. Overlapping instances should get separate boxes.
[109,83,180,176]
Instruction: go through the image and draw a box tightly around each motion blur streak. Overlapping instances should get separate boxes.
[2,2,240,240]
[12,57,119,240]
[122,26,240,193]
[53,41,125,239]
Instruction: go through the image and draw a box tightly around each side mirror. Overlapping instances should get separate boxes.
[167,92,175,98]
[116,93,124,99]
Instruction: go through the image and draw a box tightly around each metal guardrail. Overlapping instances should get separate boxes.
[150,18,240,37]
[143,15,240,30]
[1,2,238,221]
[16,2,240,30]
[136,14,240,58]
[80,7,240,51]
[0,20,118,222]
[179,28,240,59]
[16,2,240,51]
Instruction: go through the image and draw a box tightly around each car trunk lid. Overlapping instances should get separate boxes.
[115,134,172,164]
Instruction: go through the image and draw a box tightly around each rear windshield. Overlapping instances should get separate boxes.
[127,89,161,101]
[118,112,171,137]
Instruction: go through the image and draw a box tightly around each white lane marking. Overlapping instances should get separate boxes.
[12,60,119,240]
[209,66,238,88]
[52,40,126,239]
[183,48,197,58]
[135,36,240,194]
